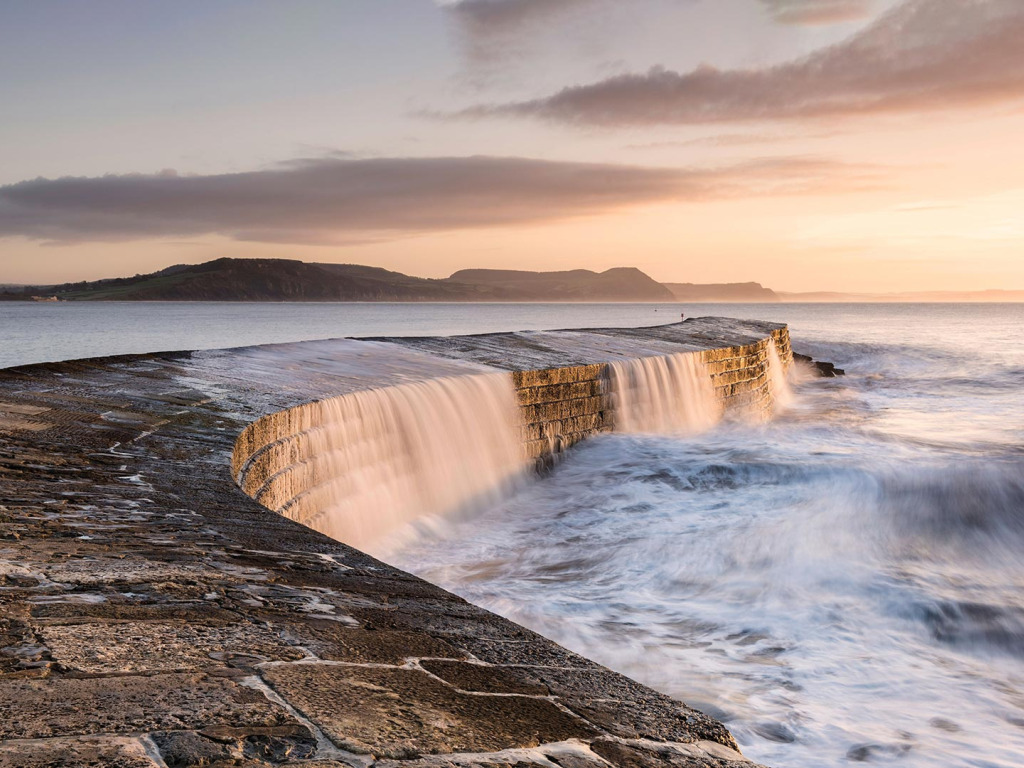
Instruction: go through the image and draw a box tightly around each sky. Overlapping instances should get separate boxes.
[1,0,1023,292]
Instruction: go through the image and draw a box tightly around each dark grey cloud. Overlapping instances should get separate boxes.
[758,0,876,25]
[456,0,1024,126]
[443,0,871,30]
[443,0,590,32]
[0,155,875,245]
[440,0,604,77]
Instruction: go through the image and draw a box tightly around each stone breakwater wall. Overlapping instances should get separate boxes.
[233,327,792,539]
[516,327,792,464]
[0,320,786,768]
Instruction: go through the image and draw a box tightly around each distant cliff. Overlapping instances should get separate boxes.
[449,267,674,301]
[6,258,674,302]
[664,282,779,302]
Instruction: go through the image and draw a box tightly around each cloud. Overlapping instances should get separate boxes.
[758,0,876,25]
[443,0,873,32]
[441,0,591,33]
[455,0,1024,126]
[0,155,877,245]
[439,0,603,77]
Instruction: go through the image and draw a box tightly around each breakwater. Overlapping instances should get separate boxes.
[234,325,791,554]
[0,319,787,768]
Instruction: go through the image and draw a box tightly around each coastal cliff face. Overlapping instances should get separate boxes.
[0,321,783,768]
[5,259,675,303]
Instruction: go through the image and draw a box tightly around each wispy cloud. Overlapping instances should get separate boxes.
[442,0,873,34]
[453,0,1024,126]
[0,155,878,245]
[758,0,876,25]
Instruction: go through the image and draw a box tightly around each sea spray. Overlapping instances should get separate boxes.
[766,338,793,411]
[279,373,526,553]
[609,351,721,434]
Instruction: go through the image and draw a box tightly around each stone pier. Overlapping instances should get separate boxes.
[0,319,788,768]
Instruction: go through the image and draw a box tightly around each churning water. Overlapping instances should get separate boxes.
[391,304,1024,768]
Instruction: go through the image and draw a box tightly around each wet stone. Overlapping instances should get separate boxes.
[261,664,597,758]
[0,736,159,768]
[40,558,256,588]
[503,668,737,749]
[28,601,240,623]
[150,731,236,767]
[0,672,295,740]
[447,636,603,670]
[418,660,550,696]
[200,724,318,763]
[589,739,755,768]
[37,620,304,673]
[288,619,466,665]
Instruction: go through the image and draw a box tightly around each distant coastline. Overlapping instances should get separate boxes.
[2,257,1022,303]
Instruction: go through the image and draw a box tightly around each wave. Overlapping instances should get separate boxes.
[879,463,1024,551]
[910,599,1024,659]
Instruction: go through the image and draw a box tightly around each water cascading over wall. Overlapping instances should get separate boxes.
[609,351,721,434]
[233,327,794,552]
[234,373,527,553]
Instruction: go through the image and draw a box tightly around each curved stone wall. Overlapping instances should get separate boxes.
[0,323,791,766]
[233,327,792,550]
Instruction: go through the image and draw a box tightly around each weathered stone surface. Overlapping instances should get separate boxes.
[0,673,294,739]
[590,738,753,768]
[37,620,303,673]
[287,620,466,665]
[418,660,549,696]
[0,736,158,768]
[261,664,597,758]
[200,724,318,763]
[504,668,737,750]
[150,731,236,767]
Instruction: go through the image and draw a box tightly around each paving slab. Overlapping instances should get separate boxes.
[261,664,598,758]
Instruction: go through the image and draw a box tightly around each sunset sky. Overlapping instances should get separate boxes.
[2,0,1023,291]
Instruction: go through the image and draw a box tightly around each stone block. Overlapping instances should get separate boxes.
[512,365,604,389]
[37,620,303,674]
[515,380,604,406]
[0,736,158,768]
[288,619,467,665]
[504,667,737,750]
[0,673,295,740]
[418,659,549,695]
[261,664,596,758]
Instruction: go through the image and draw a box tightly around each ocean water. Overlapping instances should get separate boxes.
[386,303,1024,768]
[0,301,694,370]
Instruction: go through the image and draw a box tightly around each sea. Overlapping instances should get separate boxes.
[4,301,1023,767]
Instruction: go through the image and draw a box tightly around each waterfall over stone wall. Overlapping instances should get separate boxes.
[240,373,526,553]
[609,352,721,434]
[234,325,795,552]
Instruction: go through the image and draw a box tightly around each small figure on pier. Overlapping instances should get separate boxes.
[680,312,685,321]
